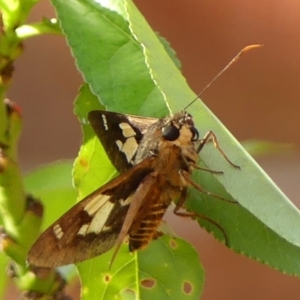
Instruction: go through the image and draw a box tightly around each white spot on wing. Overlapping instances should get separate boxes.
[78,224,89,236]
[119,122,136,138]
[122,137,138,162]
[84,195,111,216]
[78,195,115,236]
[116,140,122,150]
[120,194,133,207]
[115,139,138,162]
[53,224,64,239]
[87,201,114,234]
[101,114,108,130]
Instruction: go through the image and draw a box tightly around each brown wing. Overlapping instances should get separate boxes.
[27,156,155,268]
[88,110,157,172]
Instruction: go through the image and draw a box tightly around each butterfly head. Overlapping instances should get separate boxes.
[162,111,199,143]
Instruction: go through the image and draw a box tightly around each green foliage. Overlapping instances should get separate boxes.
[48,0,300,299]
[78,236,203,300]
[0,1,71,297]
[1,0,300,299]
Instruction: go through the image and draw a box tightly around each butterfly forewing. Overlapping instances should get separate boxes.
[88,111,157,172]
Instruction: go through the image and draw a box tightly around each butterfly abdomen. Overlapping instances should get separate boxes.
[129,201,169,251]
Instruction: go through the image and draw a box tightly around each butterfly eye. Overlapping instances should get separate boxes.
[191,127,199,141]
[162,124,180,141]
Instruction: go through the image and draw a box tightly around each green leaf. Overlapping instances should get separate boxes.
[51,0,167,117]
[156,33,182,70]
[79,236,204,300]
[51,0,300,297]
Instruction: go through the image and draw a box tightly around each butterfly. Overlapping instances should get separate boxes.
[27,109,239,268]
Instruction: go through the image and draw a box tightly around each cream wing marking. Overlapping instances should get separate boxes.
[101,114,108,130]
[82,201,114,235]
[115,138,138,163]
[84,194,111,215]
[120,195,133,207]
[118,122,139,162]
[78,195,114,235]
[53,224,64,240]
[119,122,136,138]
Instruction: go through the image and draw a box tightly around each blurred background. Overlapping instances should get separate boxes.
[6,0,300,299]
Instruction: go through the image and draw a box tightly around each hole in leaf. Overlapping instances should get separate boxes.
[141,278,156,289]
[183,281,193,295]
[169,238,178,249]
[104,274,111,283]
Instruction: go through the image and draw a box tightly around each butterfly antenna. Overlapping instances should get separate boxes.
[184,44,263,111]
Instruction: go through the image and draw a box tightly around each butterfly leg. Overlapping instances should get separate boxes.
[197,130,240,169]
[191,163,223,174]
[181,170,237,204]
[173,188,229,246]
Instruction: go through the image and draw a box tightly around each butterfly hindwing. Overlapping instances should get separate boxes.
[27,156,155,268]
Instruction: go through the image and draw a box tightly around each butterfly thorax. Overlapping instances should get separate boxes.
[134,111,199,167]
